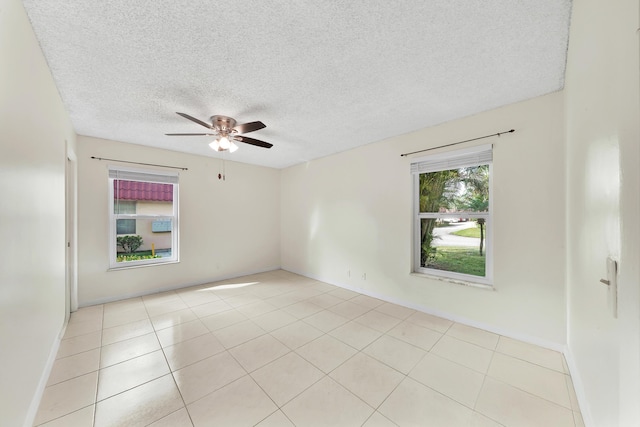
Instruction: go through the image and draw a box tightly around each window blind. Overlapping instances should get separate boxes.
[410,144,492,174]
[109,167,179,184]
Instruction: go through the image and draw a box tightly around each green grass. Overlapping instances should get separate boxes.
[116,250,160,262]
[451,226,481,238]
[427,246,485,276]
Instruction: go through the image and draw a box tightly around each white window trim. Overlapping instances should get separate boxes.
[108,166,180,270]
[412,145,493,286]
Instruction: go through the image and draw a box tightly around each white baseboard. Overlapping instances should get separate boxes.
[562,346,594,427]
[23,322,66,427]
[79,265,282,307]
[285,267,566,351]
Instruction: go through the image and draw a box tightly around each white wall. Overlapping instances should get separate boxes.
[5,2,638,425]
[0,1,77,425]
[281,92,567,345]
[77,136,281,305]
[564,0,640,425]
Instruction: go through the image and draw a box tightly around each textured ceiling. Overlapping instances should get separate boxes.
[23,0,572,169]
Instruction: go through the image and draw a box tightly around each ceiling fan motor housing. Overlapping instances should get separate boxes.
[211,115,237,133]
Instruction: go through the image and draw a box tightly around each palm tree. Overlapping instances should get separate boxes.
[456,165,489,255]
[418,165,489,264]
[418,170,458,266]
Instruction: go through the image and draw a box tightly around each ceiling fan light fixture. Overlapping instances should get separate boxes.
[209,135,239,153]
[218,135,231,150]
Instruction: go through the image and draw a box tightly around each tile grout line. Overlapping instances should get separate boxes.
[486,351,574,410]
[471,336,498,424]
[41,274,584,426]
[92,304,105,427]
[485,375,578,413]
[228,304,375,423]
[146,294,197,427]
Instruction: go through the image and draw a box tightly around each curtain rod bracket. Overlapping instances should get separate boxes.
[400,129,515,157]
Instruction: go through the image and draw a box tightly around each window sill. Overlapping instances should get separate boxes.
[108,260,179,271]
[411,272,494,291]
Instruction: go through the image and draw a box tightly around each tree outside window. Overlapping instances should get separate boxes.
[413,146,492,284]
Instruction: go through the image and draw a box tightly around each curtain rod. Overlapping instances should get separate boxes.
[91,156,188,171]
[400,129,515,157]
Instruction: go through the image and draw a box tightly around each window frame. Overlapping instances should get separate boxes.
[108,166,180,269]
[412,145,493,286]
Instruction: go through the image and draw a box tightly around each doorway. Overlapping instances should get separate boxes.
[65,144,78,323]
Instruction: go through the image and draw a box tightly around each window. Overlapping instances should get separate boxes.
[412,145,492,285]
[109,167,179,268]
[115,201,136,234]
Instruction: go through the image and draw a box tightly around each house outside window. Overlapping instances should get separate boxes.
[115,201,136,234]
[412,145,492,285]
[108,167,179,268]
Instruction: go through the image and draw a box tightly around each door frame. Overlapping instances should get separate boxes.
[66,142,78,317]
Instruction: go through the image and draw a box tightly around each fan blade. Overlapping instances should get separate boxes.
[233,121,266,134]
[165,133,216,136]
[176,112,213,129]
[235,135,273,149]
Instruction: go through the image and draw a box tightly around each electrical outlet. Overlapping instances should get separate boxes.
[362,273,366,280]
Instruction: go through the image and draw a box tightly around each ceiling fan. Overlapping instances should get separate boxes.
[166,112,273,152]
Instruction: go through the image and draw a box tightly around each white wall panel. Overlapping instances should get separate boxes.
[564,1,640,425]
[281,92,567,345]
[76,136,281,304]
[0,1,76,425]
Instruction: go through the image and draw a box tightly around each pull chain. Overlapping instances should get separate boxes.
[218,156,226,180]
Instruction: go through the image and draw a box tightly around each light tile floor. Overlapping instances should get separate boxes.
[35,270,584,427]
